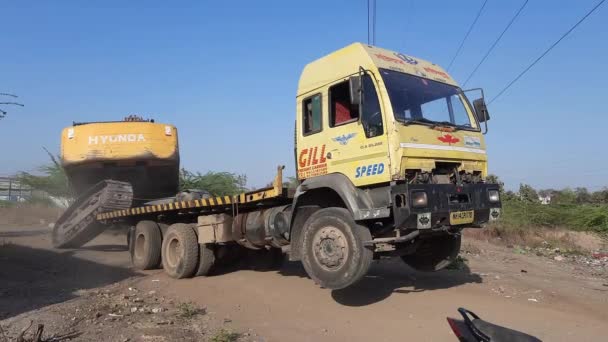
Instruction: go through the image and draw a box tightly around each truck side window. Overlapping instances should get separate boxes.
[330,81,359,127]
[302,94,322,135]
[361,75,383,138]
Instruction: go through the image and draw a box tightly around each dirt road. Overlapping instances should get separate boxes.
[2,224,607,341]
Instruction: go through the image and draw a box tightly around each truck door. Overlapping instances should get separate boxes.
[296,92,329,180]
[324,74,390,186]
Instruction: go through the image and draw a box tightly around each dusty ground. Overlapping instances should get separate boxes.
[1,223,607,341]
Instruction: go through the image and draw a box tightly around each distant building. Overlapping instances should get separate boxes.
[0,176,32,202]
[538,194,551,205]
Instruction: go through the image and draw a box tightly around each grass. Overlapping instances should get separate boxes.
[465,223,596,254]
[0,200,15,208]
[176,302,205,318]
[446,255,468,270]
[210,329,240,342]
[499,199,608,234]
[460,199,608,255]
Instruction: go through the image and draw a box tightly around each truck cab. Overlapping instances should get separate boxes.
[291,43,501,288]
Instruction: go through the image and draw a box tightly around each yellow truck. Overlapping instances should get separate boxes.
[55,43,501,290]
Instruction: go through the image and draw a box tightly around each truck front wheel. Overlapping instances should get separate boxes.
[301,207,373,290]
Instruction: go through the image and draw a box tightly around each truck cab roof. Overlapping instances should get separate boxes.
[297,42,458,97]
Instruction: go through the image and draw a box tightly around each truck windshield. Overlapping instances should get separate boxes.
[379,69,477,130]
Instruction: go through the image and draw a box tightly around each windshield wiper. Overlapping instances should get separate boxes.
[431,121,460,130]
[403,118,460,131]
[402,117,435,126]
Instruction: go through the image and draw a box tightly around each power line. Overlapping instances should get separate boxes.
[447,0,489,71]
[403,0,414,50]
[463,0,529,87]
[367,0,370,44]
[490,0,606,104]
[373,0,377,45]
[367,0,377,45]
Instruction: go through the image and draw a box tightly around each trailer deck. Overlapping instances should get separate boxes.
[96,166,293,222]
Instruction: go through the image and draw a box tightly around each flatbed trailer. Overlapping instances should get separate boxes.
[96,166,291,223]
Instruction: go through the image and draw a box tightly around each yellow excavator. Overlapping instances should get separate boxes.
[54,116,180,247]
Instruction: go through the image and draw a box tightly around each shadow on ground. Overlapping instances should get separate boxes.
[213,253,482,307]
[0,228,49,238]
[330,259,482,306]
[80,244,129,252]
[0,244,140,320]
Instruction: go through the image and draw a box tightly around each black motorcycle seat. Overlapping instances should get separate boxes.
[472,319,542,342]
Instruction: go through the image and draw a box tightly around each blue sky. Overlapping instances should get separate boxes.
[1,0,606,191]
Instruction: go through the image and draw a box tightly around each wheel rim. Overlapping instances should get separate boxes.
[312,226,349,271]
[134,233,146,259]
[166,237,181,268]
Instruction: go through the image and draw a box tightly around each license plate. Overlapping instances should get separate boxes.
[450,210,474,225]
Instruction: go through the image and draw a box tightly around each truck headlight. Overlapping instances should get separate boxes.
[412,191,428,208]
[488,190,500,203]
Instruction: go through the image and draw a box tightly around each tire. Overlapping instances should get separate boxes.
[401,234,461,272]
[161,223,199,279]
[300,207,373,290]
[195,243,216,276]
[130,221,162,270]
[155,223,169,268]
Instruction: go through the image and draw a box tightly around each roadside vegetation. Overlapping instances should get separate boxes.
[500,200,608,234]
[211,329,240,342]
[179,168,248,196]
[464,175,608,257]
[13,161,252,207]
[486,175,608,234]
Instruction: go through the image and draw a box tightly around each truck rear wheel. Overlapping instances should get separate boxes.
[130,220,162,270]
[195,243,216,276]
[401,234,461,272]
[162,223,199,279]
[300,207,373,290]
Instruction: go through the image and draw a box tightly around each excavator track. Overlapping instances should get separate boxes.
[53,180,133,248]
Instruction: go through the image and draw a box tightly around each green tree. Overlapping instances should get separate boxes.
[518,183,539,203]
[574,187,591,204]
[485,174,505,192]
[284,176,299,190]
[591,188,608,204]
[503,190,518,201]
[19,163,72,199]
[552,188,576,205]
[179,169,247,196]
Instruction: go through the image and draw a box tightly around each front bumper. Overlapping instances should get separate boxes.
[391,183,502,230]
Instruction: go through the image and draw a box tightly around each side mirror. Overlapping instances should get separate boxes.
[463,88,490,134]
[473,98,490,123]
[349,76,362,106]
